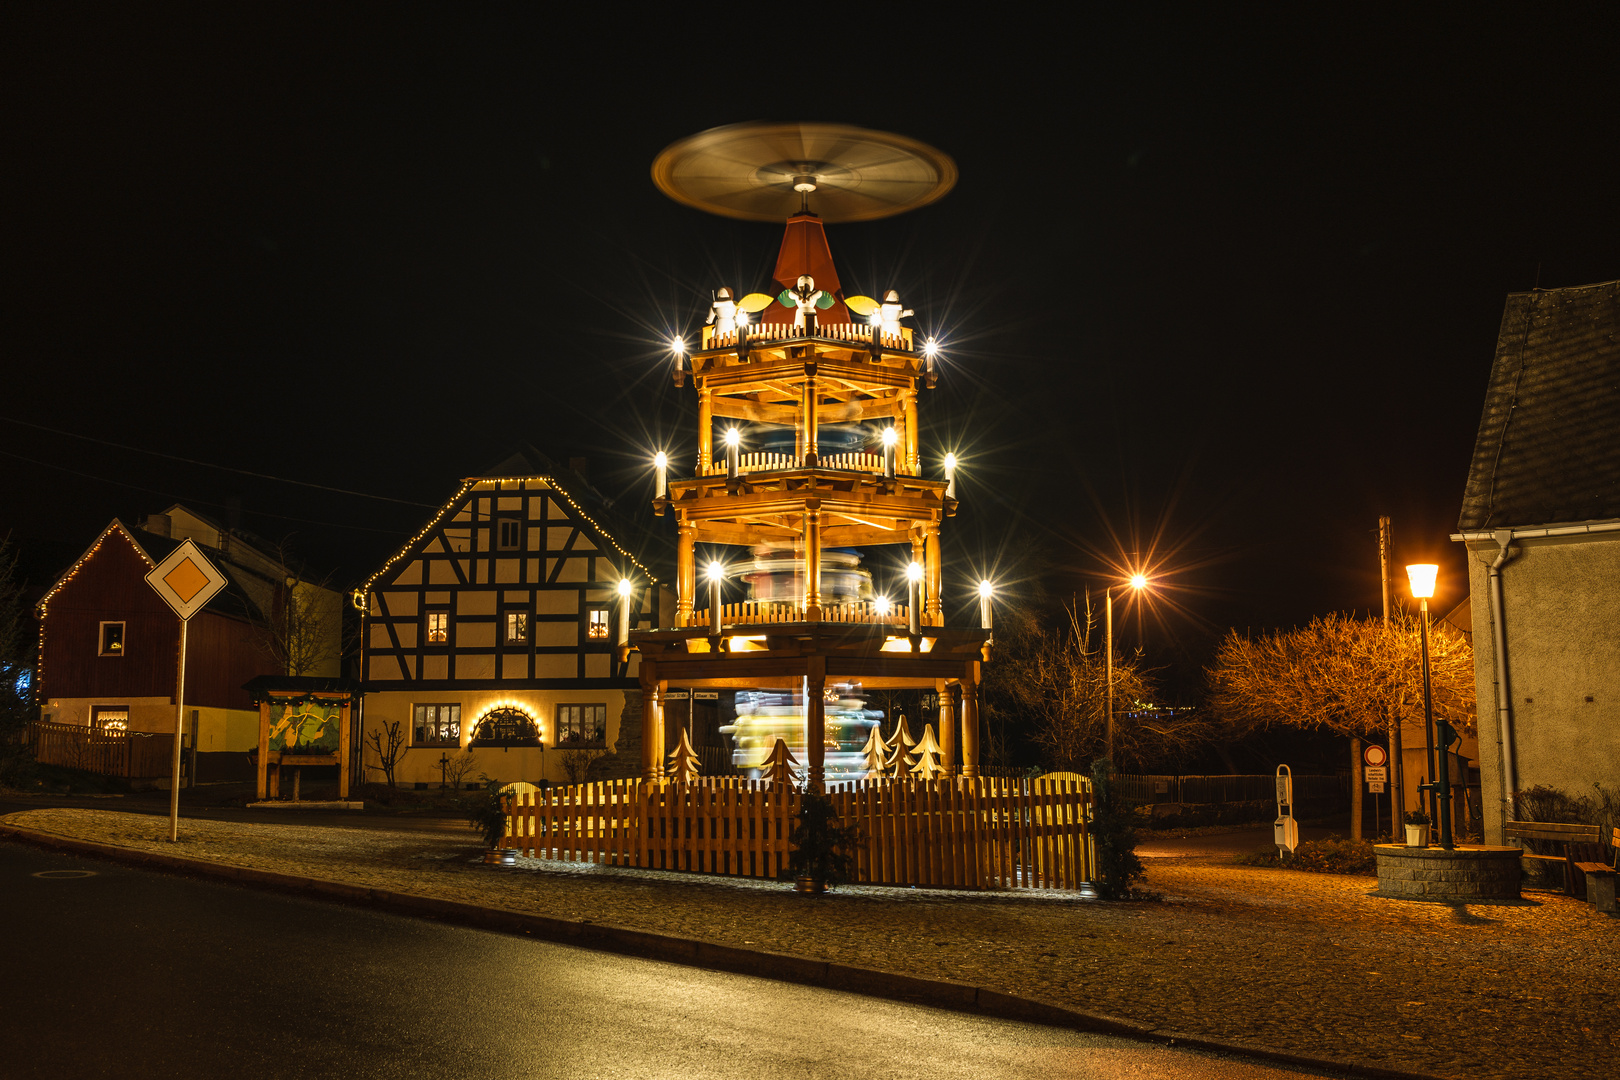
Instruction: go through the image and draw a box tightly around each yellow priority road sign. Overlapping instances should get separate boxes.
[145,539,227,620]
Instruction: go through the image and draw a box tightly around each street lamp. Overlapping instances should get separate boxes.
[1105,573,1151,760]
[1407,563,1453,850]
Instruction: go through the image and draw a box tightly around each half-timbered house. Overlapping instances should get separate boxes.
[356,449,671,787]
[34,506,343,782]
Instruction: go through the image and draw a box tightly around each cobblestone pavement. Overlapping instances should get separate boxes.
[7,808,1616,1079]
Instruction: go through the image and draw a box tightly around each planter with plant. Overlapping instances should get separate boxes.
[787,792,858,893]
[469,778,510,858]
[1403,808,1431,848]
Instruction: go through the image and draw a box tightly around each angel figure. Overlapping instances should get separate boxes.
[706,286,739,335]
[878,289,913,338]
[791,274,824,330]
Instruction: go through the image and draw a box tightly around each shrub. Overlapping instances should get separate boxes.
[1239,835,1377,875]
[467,778,508,849]
[787,792,858,887]
[1090,757,1146,899]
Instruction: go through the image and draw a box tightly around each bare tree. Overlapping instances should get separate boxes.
[442,750,477,790]
[365,720,407,788]
[560,746,607,784]
[986,594,1210,772]
[0,534,37,781]
[253,539,342,677]
[1206,612,1476,741]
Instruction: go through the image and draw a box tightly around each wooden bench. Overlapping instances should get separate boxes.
[1504,821,1603,896]
[1572,827,1618,913]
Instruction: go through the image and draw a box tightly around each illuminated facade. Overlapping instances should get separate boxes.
[355,447,671,787]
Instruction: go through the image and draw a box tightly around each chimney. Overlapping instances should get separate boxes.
[568,456,589,479]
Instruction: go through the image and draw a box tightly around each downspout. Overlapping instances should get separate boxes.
[1487,530,1516,823]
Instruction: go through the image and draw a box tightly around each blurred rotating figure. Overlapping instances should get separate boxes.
[720,543,882,782]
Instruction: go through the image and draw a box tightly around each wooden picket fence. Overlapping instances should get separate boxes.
[690,599,910,628]
[501,774,1092,890]
[29,720,175,779]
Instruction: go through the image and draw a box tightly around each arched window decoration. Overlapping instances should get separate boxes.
[469,706,541,747]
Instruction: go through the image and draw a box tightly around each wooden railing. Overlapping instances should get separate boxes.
[698,450,893,477]
[501,774,1092,891]
[690,600,910,628]
[29,720,175,778]
[703,323,913,351]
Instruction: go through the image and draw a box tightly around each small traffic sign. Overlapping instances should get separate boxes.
[145,540,227,620]
[1368,781,1386,793]
[1365,766,1388,783]
[1363,744,1388,768]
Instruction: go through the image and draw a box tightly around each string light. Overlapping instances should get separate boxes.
[33,521,157,702]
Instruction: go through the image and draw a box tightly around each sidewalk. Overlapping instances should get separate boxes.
[4,807,1614,1080]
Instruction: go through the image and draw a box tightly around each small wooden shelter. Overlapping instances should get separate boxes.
[244,676,361,800]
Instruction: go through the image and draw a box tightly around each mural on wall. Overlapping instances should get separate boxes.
[267,699,342,754]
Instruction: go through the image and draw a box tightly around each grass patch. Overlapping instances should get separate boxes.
[1237,835,1377,876]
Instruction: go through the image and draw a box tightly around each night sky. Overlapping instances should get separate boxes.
[6,8,1620,694]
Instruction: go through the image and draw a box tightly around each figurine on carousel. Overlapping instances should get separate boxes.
[877,289,913,339]
[706,286,739,336]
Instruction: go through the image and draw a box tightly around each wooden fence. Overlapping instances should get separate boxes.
[30,720,175,778]
[690,599,910,628]
[502,774,1092,890]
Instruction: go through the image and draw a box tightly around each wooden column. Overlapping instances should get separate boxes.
[676,523,695,626]
[925,522,942,626]
[806,657,826,791]
[255,699,270,800]
[937,680,957,778]
[802,368,819,466]
[959,672,981,779]
[640,664,661,781]
[338,701,351,800]
[902,389,919,474]
[804,506,822,621]
[697,387,713,472]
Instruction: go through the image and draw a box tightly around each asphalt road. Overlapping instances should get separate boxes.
[0,841,1354,1080]
[0,789,480,835]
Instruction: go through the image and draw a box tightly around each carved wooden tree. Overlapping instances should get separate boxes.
[909,723,947,781]
[859,726,888,778]
[667,727,703,784]
[883,714,916,778]
[758,737,801,789]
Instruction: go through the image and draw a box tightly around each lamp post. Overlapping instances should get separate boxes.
[654,451,668,499]
[724,427,740,481]
[944,453,957,499]
[882,426,898,478]
[617,578,633,648]
[706,561,725,644]
[906,561,923,637]
[978,579,993,642]
[1105,573,1150,761]
[1407,563,1452,850]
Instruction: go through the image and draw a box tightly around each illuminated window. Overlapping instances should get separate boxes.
[497,518,522,550]
[412,704,461,746]
[505,611,528,644]
[556,703,607,745]
[92,706,129,732]
[469,706,541,747]
[587,607,609,640]
[425,609,449,644]
[98,622,125,656]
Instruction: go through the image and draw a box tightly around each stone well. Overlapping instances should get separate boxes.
[1373,844,1522,901]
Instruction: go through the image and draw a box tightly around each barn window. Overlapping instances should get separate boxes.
[505,612,528,644]
[497,518,522,550]
[425,609,449,644]
[587,607,609,640]
[98,621,125,656]
[469,706,541,747]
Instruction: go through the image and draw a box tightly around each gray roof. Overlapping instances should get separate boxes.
[1459,279,1620,530]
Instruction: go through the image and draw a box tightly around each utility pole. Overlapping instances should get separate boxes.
[1104,587,1114,761]
[1380,515,1404,834]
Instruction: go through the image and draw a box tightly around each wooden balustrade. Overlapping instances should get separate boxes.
[696,450,894,477]
[700,322,914,351]
[690,600,909,628]
[501,774,1092,890]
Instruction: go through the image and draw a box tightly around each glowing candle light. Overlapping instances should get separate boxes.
[979,579,994,641]
[882,426,898,478]
[654,451,668,499]
[725,428,740,481]
[944,452,957,499]
[875,595,892,617]
[617,578,633,646]
[923,337,939,375]
[907,561,923,636]
[707,561,724,637]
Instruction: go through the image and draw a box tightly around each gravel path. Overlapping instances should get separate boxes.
[6,808,1615,1079]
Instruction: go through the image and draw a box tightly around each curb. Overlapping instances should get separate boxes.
[0,823,1451,1080]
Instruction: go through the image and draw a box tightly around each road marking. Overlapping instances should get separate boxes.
[32,870,98,879]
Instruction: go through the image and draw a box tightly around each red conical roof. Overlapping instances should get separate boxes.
[761,213,851,325]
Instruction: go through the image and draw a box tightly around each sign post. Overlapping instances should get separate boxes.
[1363,743,1390,840]
[1274,764,1298,856]
[145,540,227,842]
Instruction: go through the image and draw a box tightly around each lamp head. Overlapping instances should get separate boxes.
[944,452,957,471]
[906,561,923,583]
[671,336,685,355]
[706,561,725,582]
[617,578,632,597]
[882,426,898,447]
[978,579,993,599]
[874,596,892,615]
[1406,563,1438,599]
[923,338,939,359]
[654,451,667,469]
[724,428,740,448]
[1129,573,1148,591]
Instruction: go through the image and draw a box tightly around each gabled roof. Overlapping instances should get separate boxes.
[34,518,267,623]
[1459,279,1620,530]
